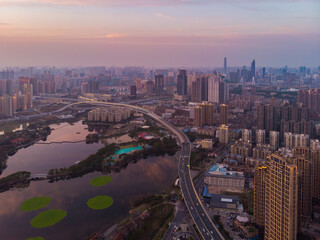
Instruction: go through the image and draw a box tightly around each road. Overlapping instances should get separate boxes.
[84,101,224,240]
[1,99,224,240]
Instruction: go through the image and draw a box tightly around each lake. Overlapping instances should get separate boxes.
[0,121,178,240]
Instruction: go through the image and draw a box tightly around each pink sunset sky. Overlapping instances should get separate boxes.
[0,0,319,67]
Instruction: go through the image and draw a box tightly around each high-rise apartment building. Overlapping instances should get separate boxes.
[194,102,214,127]
[293,146,320,201]
[242,129,252,142]
[0,94,13,117]
[264,153,298,240]
[208,76,229,104]
[6,79,12,96]
[146,80,154,96]
[291,153,312,225]
[256,104,277,131]
[256,129,266,145]
[136,78,142,89]
[254,151,313,239]
[298,88,320,113]
[208,76,219,103]
[269,131,279,150]
[194,75,208,102]
[254,165,267,227]
[310,139,320,151]
[130,85,136,97]
[194,106,202,127]
[219,124,229,144]
[219,104,228,125]
[155,74,164,96]
[284,132,309,150]
[177,69,187,96]
[224,57,227,74]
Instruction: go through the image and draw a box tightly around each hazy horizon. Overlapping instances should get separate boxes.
[1,0,319,67]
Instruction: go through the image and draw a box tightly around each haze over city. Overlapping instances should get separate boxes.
[1,0,320,67]
[1,1,320,240]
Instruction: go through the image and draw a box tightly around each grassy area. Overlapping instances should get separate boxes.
[153,207,174,240]
[87,196,114,210]
[26,237,45,240]
[89,176,112,187]
[20,196,51,212]
[129,203,150,215]
[127,203,175,240]
[30,209,67,228]
[190,149,207,169]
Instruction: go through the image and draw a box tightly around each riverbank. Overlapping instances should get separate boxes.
[0,136,178,193]
[0,112,87,174]
[90,183,180,240]
[47,136,178,182]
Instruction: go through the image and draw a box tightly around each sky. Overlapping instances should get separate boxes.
[0,0,319,68]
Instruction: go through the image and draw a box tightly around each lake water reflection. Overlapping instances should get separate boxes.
[0,121,178,240]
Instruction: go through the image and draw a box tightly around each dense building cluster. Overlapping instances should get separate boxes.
[87,107,132,123]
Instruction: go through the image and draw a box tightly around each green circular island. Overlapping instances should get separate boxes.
[89,176,112,187]
[26,237,45,240]
[87,196,113,210]
[30,209,67,228]
[20,197,51,212]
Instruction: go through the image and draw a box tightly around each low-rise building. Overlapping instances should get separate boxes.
[204,164,245,194]
[201,139,213,150]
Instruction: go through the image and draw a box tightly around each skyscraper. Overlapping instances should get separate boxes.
[251,59,256,79]
[293,146,320,201]
[257,105,265,130]
[155,74,164,96]
[219,104,228,125]
[146,80,154,96]
[208,76,219,103]
[224,57,227,74]
[130,85,137,97]
[254,165,267,227]
[208,75,229,104]
[256,104,278,132]
[264,153,298,240]
[297,88,320,113]
[194,102,214,127]
[177,69,187,96]
[291,152,312,225]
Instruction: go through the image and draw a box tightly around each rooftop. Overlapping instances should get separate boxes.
[207,164,244,178]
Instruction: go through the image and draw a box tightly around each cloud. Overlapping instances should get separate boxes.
[0,23,10,25]
[105,33,128,38]
[154,13,174,20]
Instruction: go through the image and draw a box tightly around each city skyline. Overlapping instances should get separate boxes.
[0,0,319,67]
